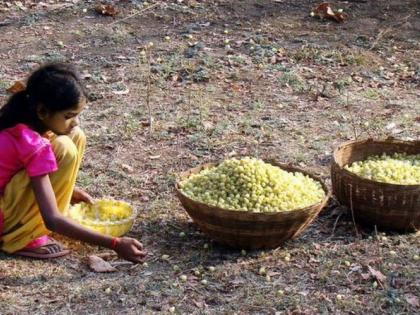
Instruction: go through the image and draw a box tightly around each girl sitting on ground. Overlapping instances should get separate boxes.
[0,62,146,262]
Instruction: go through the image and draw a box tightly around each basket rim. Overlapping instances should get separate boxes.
[68,198,137,227]
[175,159,331,216]
[332,138,420,188]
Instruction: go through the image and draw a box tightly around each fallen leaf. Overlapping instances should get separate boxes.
[112,88,130,95]
[121,163,134,173]
[7,81,25,94]
[88,255,117,272]
[361,272,370,280]
[405,293,419,307]
[312,2,347,23]
[95,4,118,17]
[367,266,386,283]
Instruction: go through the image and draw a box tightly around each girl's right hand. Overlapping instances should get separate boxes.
[114,237,146,263]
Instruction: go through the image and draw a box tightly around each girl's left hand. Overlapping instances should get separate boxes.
[71,187,94,204]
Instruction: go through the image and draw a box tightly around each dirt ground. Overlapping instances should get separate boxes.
[0,0,419,314]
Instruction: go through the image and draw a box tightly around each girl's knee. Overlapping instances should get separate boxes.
[52,136,78,165]
[52,128,85,164]
[69,127,86,147]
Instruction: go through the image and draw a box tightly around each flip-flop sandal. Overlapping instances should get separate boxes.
[14,238,70,259]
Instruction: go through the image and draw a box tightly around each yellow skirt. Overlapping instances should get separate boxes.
[0,127,86,253]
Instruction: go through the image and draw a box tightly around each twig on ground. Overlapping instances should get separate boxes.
[370,27,392,51]
[144,46,154,134]
[344,92,359,140]
[330,212,343,237]
[109,3,160,26]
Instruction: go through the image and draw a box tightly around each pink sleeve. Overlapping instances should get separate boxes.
[12,124,58,177]
[25,144,58,177]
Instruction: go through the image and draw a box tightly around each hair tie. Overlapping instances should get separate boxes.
[7,80,26,94]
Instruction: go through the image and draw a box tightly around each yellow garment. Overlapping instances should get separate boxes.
[0,127,86,253]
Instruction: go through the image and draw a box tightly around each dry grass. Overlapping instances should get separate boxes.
[0,0,419,314]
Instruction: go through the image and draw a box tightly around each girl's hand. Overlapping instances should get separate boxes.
[71,187,94,205]
[114,237,146,263]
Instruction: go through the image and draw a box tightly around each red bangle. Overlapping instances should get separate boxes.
[111,237,119,249]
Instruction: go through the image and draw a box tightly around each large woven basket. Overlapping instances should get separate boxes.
[175,161,330,249]
[331,138,420,231]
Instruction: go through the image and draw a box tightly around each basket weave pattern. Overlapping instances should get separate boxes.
[331,139,420,231]
[176,161,330,249]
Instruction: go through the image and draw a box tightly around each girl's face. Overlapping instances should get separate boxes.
[41,98,86,135]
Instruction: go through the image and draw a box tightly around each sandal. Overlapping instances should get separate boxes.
[14,237,70,259]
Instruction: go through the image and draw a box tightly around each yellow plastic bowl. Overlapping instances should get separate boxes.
[67,199,136,237]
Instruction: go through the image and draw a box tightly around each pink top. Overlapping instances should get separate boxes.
[0,123,58,195]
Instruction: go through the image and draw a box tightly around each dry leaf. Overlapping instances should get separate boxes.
[312,2,347,23]
[367,266,386,283]
[95,4,118,17]
[7,81,25,94]
[88,255,117,272]
[405,293,419,308]
[112,88,130,95]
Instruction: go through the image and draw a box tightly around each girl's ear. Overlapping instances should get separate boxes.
[36,103,48,120]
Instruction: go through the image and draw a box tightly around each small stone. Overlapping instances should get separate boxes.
[179,232,186,238]
[208,266,215,272]
[169,306,175,313]
[203,243,209,249]
[173,265,180,271]
[389,250,397,256]
[105,287,112,294]
[259,267,266,275]
[121,163,133,173]
[161,254,170,260]
[194,270,201,276]
[413,255,419,261]
[277,289,284,296]
[201,279,208,285]
[372,281,378,289]
[179,274,187,282]
[336,294,343,300]
[142,262,148,267]
[344,261,351,267]
[241,249,247,256]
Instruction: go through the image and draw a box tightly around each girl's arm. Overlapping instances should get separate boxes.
[30,174,146,263]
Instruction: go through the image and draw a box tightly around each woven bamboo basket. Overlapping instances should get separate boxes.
[331,138,420,231]
[175,161,330,249]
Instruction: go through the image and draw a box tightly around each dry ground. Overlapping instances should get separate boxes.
[0,0,419,314]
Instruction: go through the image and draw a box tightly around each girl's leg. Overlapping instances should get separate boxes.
[0,128,86,255]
